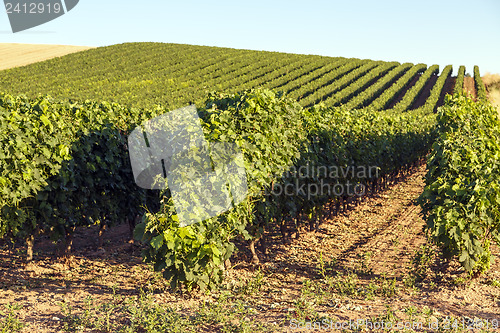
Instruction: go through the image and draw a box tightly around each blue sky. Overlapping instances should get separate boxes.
[1,0,499,75]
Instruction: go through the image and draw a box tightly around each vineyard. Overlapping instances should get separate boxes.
[0,43,453,112]
[1,43,500,332]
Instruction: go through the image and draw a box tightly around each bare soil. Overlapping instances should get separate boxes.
[1,165,499,332]
[463,77,477,100]
[436,76,456,109]
[0,44,93,71]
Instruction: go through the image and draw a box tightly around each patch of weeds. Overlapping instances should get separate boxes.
[488,278,500,288]
[355,251,373,276]
[300,279,330,310]
[58,288,270,333]
[428,280,438,290]
[194,294,267,333]
[315,252,336,280]
[403,305,418,321]
[328,271,361,297]
[287,296,319,323]
[378,276,399,297]
[410,243,435,283]
[0,303,24,333]
[452,276,470,287]
[367,305,398,330]
[234,269,265,296]
[365,276,399,299]
[300,279,317,297]
[59,293,125,332]
[402,272,417,288]
[125,292,195,333]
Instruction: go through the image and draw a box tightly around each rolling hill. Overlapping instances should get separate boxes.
[0,42,455,111]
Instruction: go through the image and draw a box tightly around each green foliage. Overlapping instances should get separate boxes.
[0,43,452,114]
[0,42,462,289]
[323,62,400,107]
[0,92,159,244]
[368,63,427,111]
[0,43,382,110]
[136,89,306,291]
[474,65,488,101]
[301,61,381,107]
[420,65,453,112]
[59,290,269,333]
[392,65,440,112]
[419,93,500,274]
[410,243,436,282]
[345,62,413,110]
[0,303,24,333]
[136,88,436,291]
[454,66,466,95]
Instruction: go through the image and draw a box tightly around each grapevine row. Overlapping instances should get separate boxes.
[367,64,427,111]
[453,66,466,94]
[301,61,380,106]
[344,63,413,110]
[287,60,366,101]
[420,65,453,112]
[419,94,500,274]
[137,89,436,290]
[323,62,399,107]
[270,58,348,93]
[391,65,439,112]
[474,65,488,101]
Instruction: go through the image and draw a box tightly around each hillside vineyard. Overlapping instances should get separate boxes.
[3,42,494,291]
[0,42,457,111]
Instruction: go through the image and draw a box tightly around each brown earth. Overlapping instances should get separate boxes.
[1,164,499,332]
[0,44,94,71]
[463,77,477,100]
[436,76,456,109]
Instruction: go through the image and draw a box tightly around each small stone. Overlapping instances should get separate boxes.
[270,302,280,309]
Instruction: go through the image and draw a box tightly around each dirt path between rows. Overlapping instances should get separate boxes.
[436,76,456,109]
[463,77,477,100]
[1,165,499,332]
[386,74,421,109]
[411,75,438,110]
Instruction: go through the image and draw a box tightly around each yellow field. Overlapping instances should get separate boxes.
[0,43,93,71]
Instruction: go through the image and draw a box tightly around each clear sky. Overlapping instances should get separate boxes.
[1,0,499,75]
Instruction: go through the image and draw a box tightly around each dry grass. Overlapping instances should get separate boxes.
[482,73,500,113]
[489,89,500,106]
[483,72,500,86]
[0,43,93,71]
